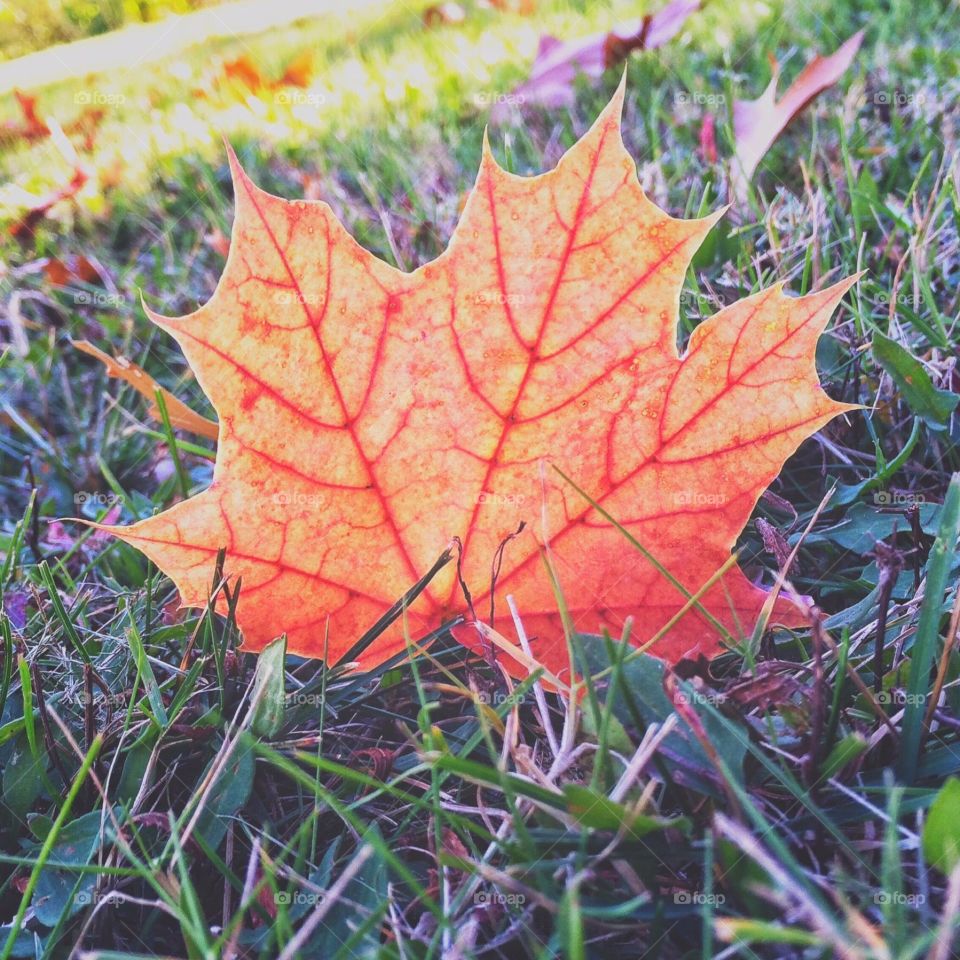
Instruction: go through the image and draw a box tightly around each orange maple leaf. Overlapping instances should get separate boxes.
[100,81,855,681]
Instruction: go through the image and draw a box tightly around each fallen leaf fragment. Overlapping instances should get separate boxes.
[698,112,717,163]
[95,81,855,680]
[9,168,88,241]
[43,255,102,287]
[6,120,89,241]
[43,259,75,287]
[2,588,29,631]
[494,0,698,116]
[73,340,218,441]
[221,54,267,93]
[205,228,231,259]
[3,88,105,145]
[731,31,864,201]
[3,89,50,140]
[279,51,315,88]
[484,0,536,12]
[213,51,317,99]
[423,2,466,28]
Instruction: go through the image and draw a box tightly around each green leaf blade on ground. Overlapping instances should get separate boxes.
[872,331,959,428]
[923,776,960,873]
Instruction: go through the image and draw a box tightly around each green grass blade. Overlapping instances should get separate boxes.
[900,474,960,782]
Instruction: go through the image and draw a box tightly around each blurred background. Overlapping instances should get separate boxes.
[0,0,900,256]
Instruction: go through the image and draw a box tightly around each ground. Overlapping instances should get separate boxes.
[1,0,959,957]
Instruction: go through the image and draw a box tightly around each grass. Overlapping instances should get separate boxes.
[1,0,960,956]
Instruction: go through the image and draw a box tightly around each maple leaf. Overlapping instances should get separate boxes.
[99,80,855,680]
[731,31,863,201]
